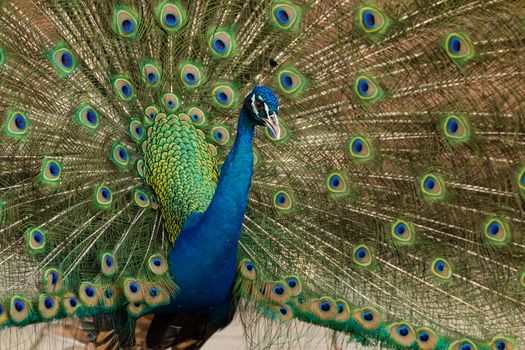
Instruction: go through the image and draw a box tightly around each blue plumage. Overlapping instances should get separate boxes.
[164,87,280,327]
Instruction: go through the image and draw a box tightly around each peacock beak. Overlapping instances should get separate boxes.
[264,113,280,140]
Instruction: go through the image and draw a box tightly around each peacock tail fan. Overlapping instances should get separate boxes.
[0,0,523,349]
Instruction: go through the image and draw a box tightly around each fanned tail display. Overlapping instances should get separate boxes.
[0,0,524,349]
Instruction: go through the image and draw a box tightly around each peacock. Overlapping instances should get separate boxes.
[0,0,524,349]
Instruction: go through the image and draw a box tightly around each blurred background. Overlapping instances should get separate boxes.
[0,316,368,349]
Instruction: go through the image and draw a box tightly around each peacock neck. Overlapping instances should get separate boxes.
[203,107,255,229]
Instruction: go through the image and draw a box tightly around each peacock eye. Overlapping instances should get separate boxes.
[256,102,264,110]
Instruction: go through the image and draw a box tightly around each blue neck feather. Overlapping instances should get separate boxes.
[202,107,255,229]
[164,108,255,324]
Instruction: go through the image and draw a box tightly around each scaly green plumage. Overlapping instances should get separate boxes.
[143,113,218,240]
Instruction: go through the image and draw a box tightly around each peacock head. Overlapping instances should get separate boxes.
[244,86,280,139]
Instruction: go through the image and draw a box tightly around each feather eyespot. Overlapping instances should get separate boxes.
[489,337,514,350]
[148,72,157,83]
[284,276,301,296]
[26,228,46,252]
[101,287,117,309]
[354,74,384,104]
[337,304,344,313]
[239,259,257,280]
[326,172,348,195]
[279,306,288,315]
[334,299,350,322]
[38,294,60,320]
[156,1,186,33]
[123,279,144,302]
[110,143,129,169]
[149,287,159,298]
[273,285,285,296]
[150,195,158,209]
[419,331,430,342]
[277,67,305,96]
[431,258,452,280]
[309,297,337,320]
[79,282,100,307]
[62,293,80,316]
[483,218,510,245]
[148,254,168,275]
[271,2,301,30]
[187,107,206,126]
[443,115,470,142]
[94,185,112,208]
[162,93,180,113]
[389,323,415,347]
[450,339,478,350]
[13,114,25,130]
[275,8,290,24]
[360,8,385,32]
[348,136,373,161]
[76,104,99,130]
[180,63,204,89]
[319,301,330,311]
[210,125,231,146]
[127,301,146,317]
[353,245,372,267]
[415,327,439,350]
[447,35,469,56]
[420,173,445,200]
[129,119,144,142]
[260,281,290,304]
[114,6,140,38]
[134,189,150,207]
[101,252,117,276]
[41,158,62,185]
[354,308,381,330]
[355,5,391,41]
[145,285,170,307]
[212,84,236,108]
[135,160,145,178]
[144,105,159,125]
[43,268,63,294]
[355,75,381,101]
[209,30,234,58]
[49,45,76,77]
[113,77,134,101]
[444,32,475,64]
[9,296,31,324]
[391,220,415,243]
[141,62,161,87]
[273,190,294,212]
[6,111,28,137]
[271,304,293,321]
